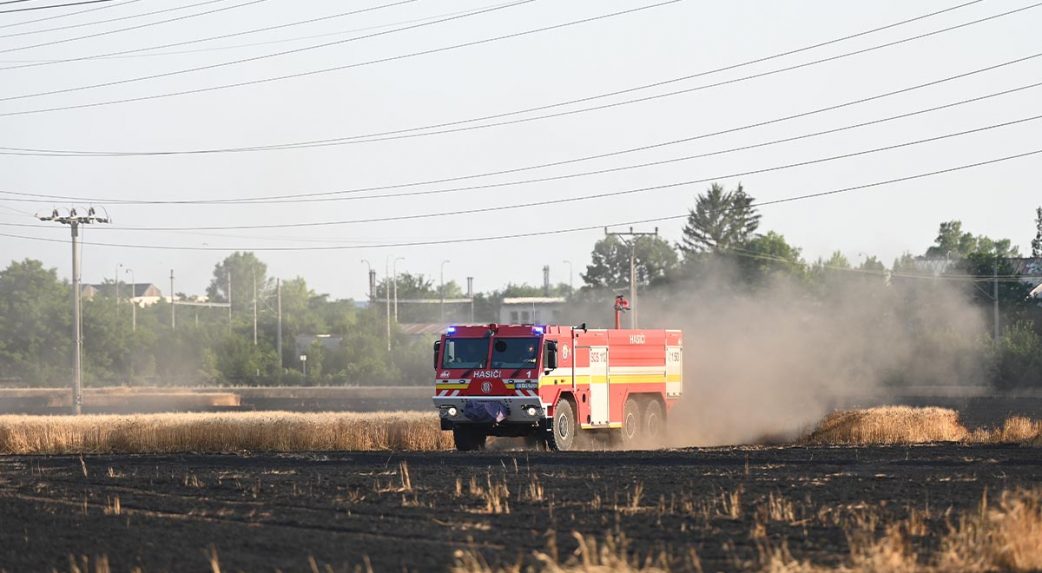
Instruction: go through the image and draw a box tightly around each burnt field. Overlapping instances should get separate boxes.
[1,445,1040,572]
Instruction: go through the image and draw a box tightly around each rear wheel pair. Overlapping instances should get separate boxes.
[620,397,665,448]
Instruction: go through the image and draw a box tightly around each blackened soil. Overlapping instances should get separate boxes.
[0,445,1039,572]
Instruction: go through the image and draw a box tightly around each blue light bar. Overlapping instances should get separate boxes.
[532,326,544,335]
[446,326,456,334]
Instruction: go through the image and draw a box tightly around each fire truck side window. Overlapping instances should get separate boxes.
[490,337,540,368]
[441,338,488,369]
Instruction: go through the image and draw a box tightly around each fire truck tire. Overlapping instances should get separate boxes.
[620,398,641,445]
[452,426,487,451]
[643,399,665,443]
[546,399,577,451]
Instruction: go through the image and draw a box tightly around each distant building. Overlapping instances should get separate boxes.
[498,297,566,324]
[398,323,448,338]
[294,334,343,357]
[82,283,164,306]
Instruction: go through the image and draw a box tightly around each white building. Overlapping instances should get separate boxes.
[498,297,566,325]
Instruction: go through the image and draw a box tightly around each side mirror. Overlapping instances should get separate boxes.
[544,340,558,371]
[432,340,441,370]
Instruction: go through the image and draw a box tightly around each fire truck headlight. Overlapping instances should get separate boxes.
[447,406,458,417]
[526,406,537,417]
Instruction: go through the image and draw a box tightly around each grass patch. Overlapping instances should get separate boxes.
[0,411,451,454]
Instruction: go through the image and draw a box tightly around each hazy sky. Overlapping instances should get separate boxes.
[1,0,1039,300]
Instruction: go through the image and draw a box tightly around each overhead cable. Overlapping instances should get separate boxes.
[0,0,422,70]
[0,0,1016,118]
[7,114,1038,230]
[0,0,116,14]
[2,147,1040,251]
[0,0,267,55]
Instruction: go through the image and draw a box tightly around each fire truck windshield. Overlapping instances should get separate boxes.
[441,338,488,369]
[490,337,540,369]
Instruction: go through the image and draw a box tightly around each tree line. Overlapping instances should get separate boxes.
[0,186,1039,388]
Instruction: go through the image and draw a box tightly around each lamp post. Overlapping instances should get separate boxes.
[440,259,450,323]
[392,256,405,324]
[124,268,136,332]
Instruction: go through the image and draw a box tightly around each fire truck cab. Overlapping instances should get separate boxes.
[432,319,683,451]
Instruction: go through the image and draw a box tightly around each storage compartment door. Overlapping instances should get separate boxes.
[589,346,610,424]
[666,346,683,397]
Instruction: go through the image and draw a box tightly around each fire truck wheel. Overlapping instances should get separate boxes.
[546,399,576,451]
[643,399,665,444]
[452,426,487,451]
[620,398,641,445]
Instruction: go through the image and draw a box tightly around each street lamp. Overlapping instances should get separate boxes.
[562,259,573,293]
[440,259,451,323]
[393,256,405,324]
[124,267,136,332]
[361,258,373,301]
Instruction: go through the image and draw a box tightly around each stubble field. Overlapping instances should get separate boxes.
[1,442,1041,572]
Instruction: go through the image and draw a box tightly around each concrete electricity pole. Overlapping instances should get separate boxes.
[276,278,283,370]
[227,273,232,332]
[605,226,658,329]
[393,256,404,324]
[562,259,573,292]
[36,207,110,415]
[124,267,136,332]
[170,269,176,329]
[252,272,258,346]
[440,259,450,323]
[385,256,391,353]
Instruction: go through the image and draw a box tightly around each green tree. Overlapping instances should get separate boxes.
[859,256,886,272]
[734,231,804,284]
[679,183,760,256]
[206,252,269,312]
[582,235,678,289]
[0,259,71,385]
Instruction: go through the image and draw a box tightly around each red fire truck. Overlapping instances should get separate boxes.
[432,297,683,451]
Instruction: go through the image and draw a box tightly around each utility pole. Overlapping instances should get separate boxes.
[125,267,136,332]
[276,278,283,371]
[37,207,110,415]
[385,257,391,353]
[993,261,1000,340]
[393,256,404,324]
[170,269,176,329]
[115,264,120,320]
[542,265,551,296]
[467,276,475,322]
[440,259,450,323]
[227,273,233,332]
[605,226,658,329]
[252,272,258,346]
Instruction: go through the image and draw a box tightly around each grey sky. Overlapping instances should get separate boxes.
[1,0,1039,300]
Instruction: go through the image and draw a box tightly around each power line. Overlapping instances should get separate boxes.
[10,116,1040,233]
[0,0,667,108]
[0,0,116,14]
[0,0,422,70]
[3,147,1041,251]
[0,1,531,63]
[0,0,994,138]
[0,0,267,55]
[0,0,238,40]
[0,0,1010,118]
[0,0,145,32]
[4,96,1037,211]
[0,51,1036,205]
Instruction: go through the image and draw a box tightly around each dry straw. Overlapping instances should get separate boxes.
[802,406,970,445]
[0,411,452,455]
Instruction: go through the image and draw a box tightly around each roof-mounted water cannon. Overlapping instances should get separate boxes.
[613,295,630,329]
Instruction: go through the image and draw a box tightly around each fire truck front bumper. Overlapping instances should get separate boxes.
[433,396,546,427]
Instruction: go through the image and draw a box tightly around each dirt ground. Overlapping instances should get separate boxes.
[0,445,1039,572]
